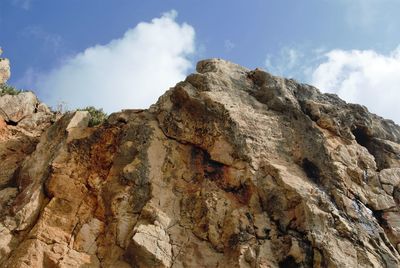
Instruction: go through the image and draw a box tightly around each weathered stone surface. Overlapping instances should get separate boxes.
[1,58,400,267]
[66,110,90,132]
[0,48,10,85]
[0,89,55,194]
[0,92,38,122]
[128,224,172,267]
[0,92,55,133]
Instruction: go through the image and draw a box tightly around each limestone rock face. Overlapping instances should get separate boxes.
[0,91,55,193]
[1,58,400,267]
[0,49,10,85]
[0,91,55,132]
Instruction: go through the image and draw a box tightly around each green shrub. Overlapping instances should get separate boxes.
[0,84,22,96]
[78,106,107,127]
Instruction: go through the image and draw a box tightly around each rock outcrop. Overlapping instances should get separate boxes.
[0,48,11,85]
[0,89,55,199]
[1,58,400,267]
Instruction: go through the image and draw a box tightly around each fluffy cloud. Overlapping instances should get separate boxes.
[37,10,195,113]
[311,48,400,123]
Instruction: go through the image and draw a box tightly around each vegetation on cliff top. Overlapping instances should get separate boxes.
[0,84,22,96]
[78,106,107,127]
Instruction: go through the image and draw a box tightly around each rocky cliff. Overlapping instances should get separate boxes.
[1,58,400,267]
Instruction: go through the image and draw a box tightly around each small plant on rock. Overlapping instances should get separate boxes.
[0,84,22,96]
[78,106,107,127]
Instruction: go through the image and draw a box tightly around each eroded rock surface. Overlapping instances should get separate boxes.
[1,58,400,267]
[0,48,10,85]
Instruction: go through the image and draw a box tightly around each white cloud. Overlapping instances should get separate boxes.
[311,47,400,123]
[35,10,195,113]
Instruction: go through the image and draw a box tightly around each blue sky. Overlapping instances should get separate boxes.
[1,0,400,122]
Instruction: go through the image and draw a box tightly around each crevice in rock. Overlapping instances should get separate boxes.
[278,255,299,268]
[371,210,387,228]
[227,231,253,249]
[378,232,397,255]
[359,201,398,255]
[393,186,400,206]
[352,127,371,149]
[191,146,254,205]
[5,119,18,126]
[301,158,321,184]
[5,166,20,188]
[352,127,388,171]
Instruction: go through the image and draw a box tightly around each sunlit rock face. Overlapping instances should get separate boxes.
[0,49,10,85]
[1,58,400,267]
